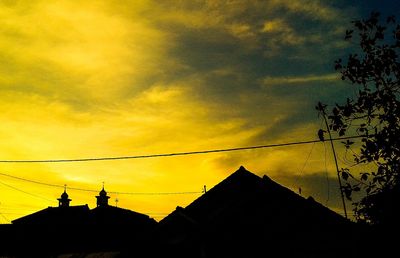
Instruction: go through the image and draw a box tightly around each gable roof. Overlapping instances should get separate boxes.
[161,166,347,227]
[90,205,157,227]
[157,166,353,257]
[11,204,157,228]
[9,204,157,256]
[12,205,90,225]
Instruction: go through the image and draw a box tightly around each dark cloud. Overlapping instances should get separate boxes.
[137,1,360,142]
[1,0,389,220]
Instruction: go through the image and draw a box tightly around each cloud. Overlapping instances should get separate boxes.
[262,19,289,33]
[261,18,307,47]
[268,0,341,21]
[262,74,339,86]
[0,0,176,107]
[0,0,361,221]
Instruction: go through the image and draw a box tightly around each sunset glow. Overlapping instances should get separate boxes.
[0,0,396,222]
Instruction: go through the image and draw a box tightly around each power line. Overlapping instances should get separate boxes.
[0,135,365,163]
[0,207,38,212]
[294,142,315,192]
[0,172,202,195]
[143,212,169,215]
[323,142,330,206]
[112,190,202,195]
[318,104,348,219]
[0,172,65,190]
[0,212,10,223]
[0,212,26,216]
[0,180,54,203]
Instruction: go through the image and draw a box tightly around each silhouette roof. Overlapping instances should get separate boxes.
[157,166,353,257]
[12,205,90,225]
[8,204,157,257]
[161,166,347,226]
[11,204,157,227]
[90,205,156,226]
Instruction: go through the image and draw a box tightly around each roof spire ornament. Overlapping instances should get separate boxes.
[96,182,110,207]
[58,185,71,207]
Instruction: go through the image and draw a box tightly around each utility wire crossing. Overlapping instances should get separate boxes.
[0,180,54,202]
[0,172,202,195]
[0,135,364,163]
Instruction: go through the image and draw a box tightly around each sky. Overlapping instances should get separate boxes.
[0,0,398,223]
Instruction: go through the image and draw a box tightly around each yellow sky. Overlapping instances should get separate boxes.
[0,0,366,222]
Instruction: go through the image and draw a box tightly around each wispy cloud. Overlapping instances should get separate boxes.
[268,0,342,21]
[262,74,339,86]
[0,0,358,221]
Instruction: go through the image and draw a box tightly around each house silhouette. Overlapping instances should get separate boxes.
[0,166,391,257]
[152,166,364,258]
[5,186,157,257]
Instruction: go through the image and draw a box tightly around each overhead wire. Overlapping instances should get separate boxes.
[0,207,38,212]
[0,136,367,196]
[293,117,324,195]
[0,200,11,223]
[0,178,188,221]
[0,135,365,163]
[0,134,369,222]
[0,180,54,203]
[0,136,367,211]
[0,212,10,223]
[294,142,315,195]
[0,172,202,195]
[0,136,366,200]
[323,141,331,206]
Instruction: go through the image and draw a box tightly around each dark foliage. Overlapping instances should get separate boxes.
[317,12,400,225]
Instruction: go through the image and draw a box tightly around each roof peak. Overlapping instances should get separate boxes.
[232,166,258,178]
[238,165,246,171]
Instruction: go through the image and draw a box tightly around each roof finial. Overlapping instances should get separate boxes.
[58,185,71,207]
[96,182,110,207]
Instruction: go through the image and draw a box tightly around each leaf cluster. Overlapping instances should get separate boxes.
[320,12,400,225]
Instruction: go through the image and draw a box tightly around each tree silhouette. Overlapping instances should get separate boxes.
[317,12,400,225]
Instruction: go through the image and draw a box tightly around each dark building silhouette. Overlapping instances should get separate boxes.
[152,166,366,258]
[13,188,89,226]
[2,187,157,257]
[0,166,393,257]
[12,204,90,226]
